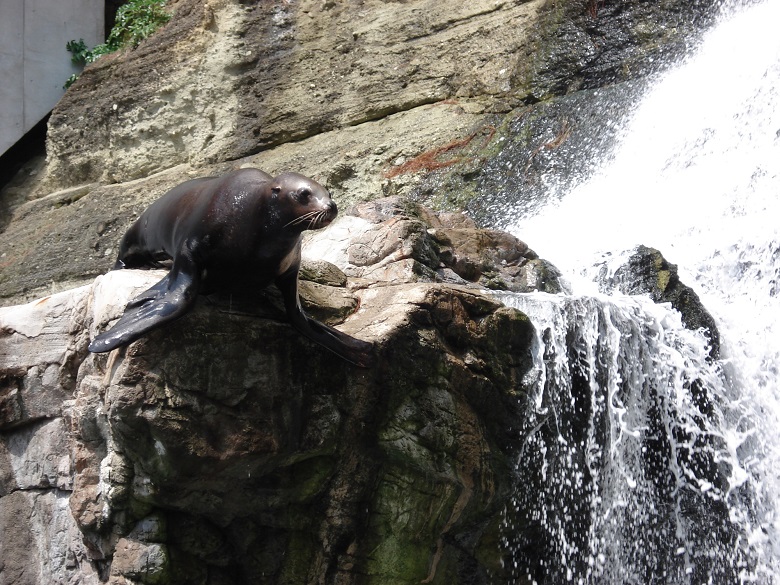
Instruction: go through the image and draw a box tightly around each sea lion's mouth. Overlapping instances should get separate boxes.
[310,209,336,230]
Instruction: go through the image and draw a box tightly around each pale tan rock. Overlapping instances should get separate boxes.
[110,538,169,584]
[41,0,543,192]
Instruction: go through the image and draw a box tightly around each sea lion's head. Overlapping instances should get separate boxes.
[274,172,337,231]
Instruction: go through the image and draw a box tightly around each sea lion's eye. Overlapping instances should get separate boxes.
[297,188,312,203]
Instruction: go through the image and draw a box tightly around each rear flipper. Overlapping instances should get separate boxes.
[89,272,199,353]
[276,270,374,368]
[293,316,375,368]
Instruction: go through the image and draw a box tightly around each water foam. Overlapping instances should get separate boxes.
[501,1,780,581]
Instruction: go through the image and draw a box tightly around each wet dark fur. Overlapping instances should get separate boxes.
[89,168,373,367]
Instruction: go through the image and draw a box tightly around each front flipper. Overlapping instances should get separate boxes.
[125,273,172,309]
[276,270,374,368]
[89,269,200,353]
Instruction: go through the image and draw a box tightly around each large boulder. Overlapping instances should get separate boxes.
[0,204,543,584]
[0,277,534,585]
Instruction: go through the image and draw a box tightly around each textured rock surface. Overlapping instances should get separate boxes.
[0,0,732,582]
[39,0,719,193]
[1,233,723,583]
[1,204,543,584]
[310,196,566,294]
[41,0,545,192]
[0,0,724,306]
[0,284,102,585]
[597,245,721,359]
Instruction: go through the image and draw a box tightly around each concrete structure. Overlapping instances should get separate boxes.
[0,0,104,156]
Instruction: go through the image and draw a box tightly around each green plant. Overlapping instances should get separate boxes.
[104,0,172,51]
[66,39,91,66]
[65,0,171,88]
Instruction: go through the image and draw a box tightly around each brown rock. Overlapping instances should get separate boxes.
[0,265,535,584]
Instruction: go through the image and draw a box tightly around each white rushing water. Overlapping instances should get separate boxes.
[499,1,780,582]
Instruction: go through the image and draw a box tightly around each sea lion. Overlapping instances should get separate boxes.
[88,168,373,367]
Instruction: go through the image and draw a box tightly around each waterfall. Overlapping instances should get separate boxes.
[498,1,780,582]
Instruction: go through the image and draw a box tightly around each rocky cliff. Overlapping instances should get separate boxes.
[0,202,722,585]
[0,0,728,583]
[0,0,721,305]
[1,200,548,584]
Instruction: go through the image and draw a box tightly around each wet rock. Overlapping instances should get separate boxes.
[597,245,727,489]
[515,0,723,101]
[0,201,556,584]
[410,81,648,227]
[600,245,720,359]
[0,270,535,584]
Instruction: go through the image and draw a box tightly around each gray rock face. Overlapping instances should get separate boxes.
[0,284,102,585]
[0,204,540,584]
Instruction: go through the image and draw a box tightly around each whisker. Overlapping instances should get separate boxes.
[312,210,328,228]
[284,210,318,228]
